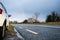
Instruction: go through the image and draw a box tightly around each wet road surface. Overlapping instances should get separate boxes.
[14,24,60,40]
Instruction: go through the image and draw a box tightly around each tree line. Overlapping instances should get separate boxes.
[46,11,60,22]
[23,11,60,23]
[10,11,60,24]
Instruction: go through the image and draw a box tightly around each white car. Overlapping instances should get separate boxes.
[0,2,10,38]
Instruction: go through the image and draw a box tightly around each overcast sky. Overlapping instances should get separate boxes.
[0,0,60,22]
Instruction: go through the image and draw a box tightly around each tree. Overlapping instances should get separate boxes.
[23,20,28,23]
[51,12,57,22]
[46,11,60,22]
[46,15,52,22]
[14,21,18,24]
[34,12,40,22]
[56,14,60,22]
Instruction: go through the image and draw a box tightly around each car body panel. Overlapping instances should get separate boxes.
[0,2,9,28]
[0,14,6,26]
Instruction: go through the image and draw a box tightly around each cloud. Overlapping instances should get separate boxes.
[1,0,60,22]
[1,0,59,13]
[9,12,27,22]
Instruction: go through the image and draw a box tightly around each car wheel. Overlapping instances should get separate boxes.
[2,24,5,38]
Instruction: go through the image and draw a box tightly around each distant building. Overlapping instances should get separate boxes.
[28,18,36,23]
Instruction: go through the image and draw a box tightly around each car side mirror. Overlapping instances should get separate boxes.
[8,15,11,17]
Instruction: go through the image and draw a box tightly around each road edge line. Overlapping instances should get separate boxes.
[14,28,25,40]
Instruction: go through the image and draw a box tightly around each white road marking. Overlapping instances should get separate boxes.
[14,28,24,40]
[26,29,38,34]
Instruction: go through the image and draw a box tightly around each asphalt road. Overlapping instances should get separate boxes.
[14,24,60,40]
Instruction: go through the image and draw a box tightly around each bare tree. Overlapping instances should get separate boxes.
[34,12,40,22]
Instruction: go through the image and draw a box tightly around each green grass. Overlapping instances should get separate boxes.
[44,22,60,25]
[8,24,14,32]
[6,24,16,35]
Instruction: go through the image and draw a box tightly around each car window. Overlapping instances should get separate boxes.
[0,2,7,14]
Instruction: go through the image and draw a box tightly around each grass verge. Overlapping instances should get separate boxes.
[6,24,16,35]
